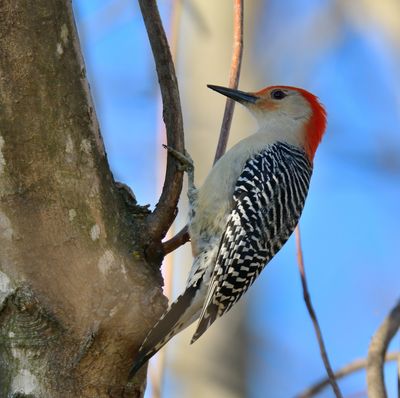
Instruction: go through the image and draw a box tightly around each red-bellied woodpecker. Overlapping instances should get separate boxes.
[129,84,327,378]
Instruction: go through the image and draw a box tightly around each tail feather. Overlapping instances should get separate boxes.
[128,284,198,379]
[190,270,220,344]
[190,302,219,344]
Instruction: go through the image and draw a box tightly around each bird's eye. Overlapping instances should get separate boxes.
[271,89,286,100]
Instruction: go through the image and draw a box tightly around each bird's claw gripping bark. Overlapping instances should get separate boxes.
[163,145,194,173]
[163,145,197,208]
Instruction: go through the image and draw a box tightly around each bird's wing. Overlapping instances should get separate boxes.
[192,143,312,343]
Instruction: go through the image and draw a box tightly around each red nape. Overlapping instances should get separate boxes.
[294,87,327,161]
[255,85,327,161]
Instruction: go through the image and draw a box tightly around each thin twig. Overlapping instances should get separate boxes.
[213,0,244,163]
[367,300,400,398]
[295,227,343,398]
[139,0,185,243]
[296,352,399,398]
[162,0,244,254]
[398,346,400,398]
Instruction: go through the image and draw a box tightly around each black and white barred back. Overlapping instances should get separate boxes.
[193,142,313,341]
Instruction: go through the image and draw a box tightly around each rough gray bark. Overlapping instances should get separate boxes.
[0,1,166,397]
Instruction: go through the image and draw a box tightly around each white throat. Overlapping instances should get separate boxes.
[251,110,307,149]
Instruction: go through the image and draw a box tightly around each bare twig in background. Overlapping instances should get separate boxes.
[138,0,185,243]
[367,300,400,398]
[398,348,400,398]
[162,0,244,254]
[213,0,244,163]
[295,227,343,398]
[297,352,399,398]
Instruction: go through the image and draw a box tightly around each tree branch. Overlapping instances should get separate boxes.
[367,300,400,398]
[139,0,185,243]
[162,225,189,255]
[297,352,399,398]
[213,0,244,163]
[162,0,244,255]
[398,348,400,398]
[295,227,343,398]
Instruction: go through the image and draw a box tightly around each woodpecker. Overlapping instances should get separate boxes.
[129,84,327,378]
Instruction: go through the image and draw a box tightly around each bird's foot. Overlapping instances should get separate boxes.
[163,145,194,173]
[163,145,197,206]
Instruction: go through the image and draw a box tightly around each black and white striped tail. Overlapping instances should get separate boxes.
[190,302,218,344]
[128,284,198,379]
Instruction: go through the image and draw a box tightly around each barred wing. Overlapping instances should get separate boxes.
[192,143,312,343]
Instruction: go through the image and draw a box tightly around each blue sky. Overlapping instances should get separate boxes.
[73,1,400,396]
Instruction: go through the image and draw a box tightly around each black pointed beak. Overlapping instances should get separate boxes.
[207,84,258,104]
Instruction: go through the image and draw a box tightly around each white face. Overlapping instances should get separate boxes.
[246,87,312,128]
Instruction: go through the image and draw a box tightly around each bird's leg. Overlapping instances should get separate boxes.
[163,145,198,209]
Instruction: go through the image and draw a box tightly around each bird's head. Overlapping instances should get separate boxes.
[208,84,327,161]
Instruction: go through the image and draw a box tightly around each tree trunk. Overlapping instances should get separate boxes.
[0,1,166,396]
